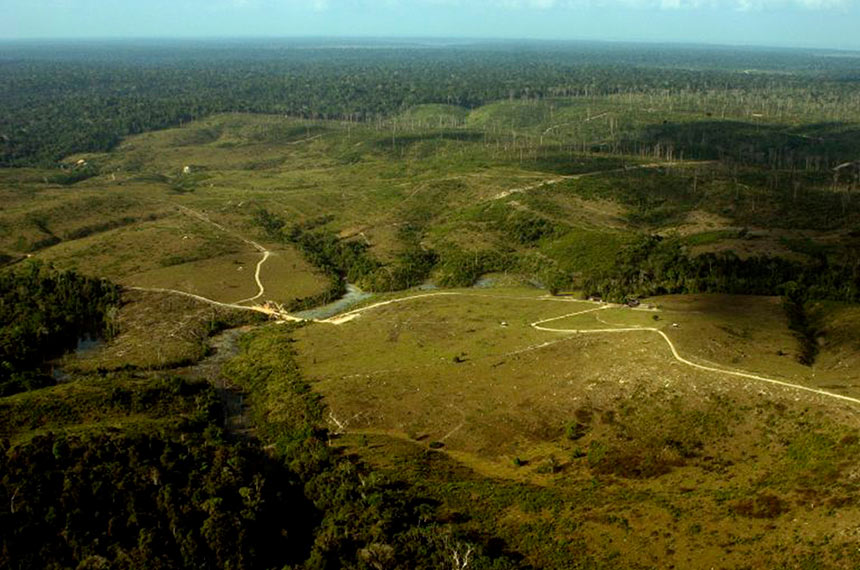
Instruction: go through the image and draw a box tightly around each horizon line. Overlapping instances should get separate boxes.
[1,35,860,54]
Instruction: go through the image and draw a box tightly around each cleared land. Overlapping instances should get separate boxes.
[293,288,860,568]
[4,101,860,569]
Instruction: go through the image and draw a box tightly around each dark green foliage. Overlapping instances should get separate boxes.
[361,247,439,292]
[624,120,860,170]
[583,234,860,303]
[0,431,315,570]
[24,235,61,253]
[556,164,859,232]
[472,201,565,246]
[0,324,523,569]
[502,211,562,245]
[0,374,218,439]
[256,209,437,299]
[5,40,860,167]
[0,262,121,396]
[63,216,140,241]
[529,152,626,176]
[374,130,485,156]
[260,205,557,294]
[223,325,525,569]
[253,207,286,238]
[782,282,821,366]
[437,248,515,288]
[46,162,100,185]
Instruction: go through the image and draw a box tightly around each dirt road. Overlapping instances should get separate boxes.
[490,161,713,201]
[128,205,860,408]
[531,305,860,406]
[173,205,271,304]
[320,291,860,407]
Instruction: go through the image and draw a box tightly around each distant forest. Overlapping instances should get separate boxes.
[3,39,860,165]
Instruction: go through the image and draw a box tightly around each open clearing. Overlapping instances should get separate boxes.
[287,288,860,568]
[295,289,860,459]
[5,104,860,568]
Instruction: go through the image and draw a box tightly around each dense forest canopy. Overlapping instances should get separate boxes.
[0,262,120,396]
[3,39,860,165]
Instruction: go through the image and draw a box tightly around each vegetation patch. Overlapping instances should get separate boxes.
[584,234,860,304]
[730,493,789,519]
[0,262,120,396]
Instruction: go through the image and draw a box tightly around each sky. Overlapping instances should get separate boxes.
[2,0,859,50]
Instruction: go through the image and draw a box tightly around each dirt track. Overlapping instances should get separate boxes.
[530,305,860,406]
[172,205,272,305]
[490,161,713,201]
[324,292,860,407]
[128,205,860,407]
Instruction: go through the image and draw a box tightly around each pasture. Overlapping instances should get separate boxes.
[3,95,860,569]
[289,287,860,568]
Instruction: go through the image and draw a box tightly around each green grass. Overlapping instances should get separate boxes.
[5,101,860,568]
[545,229,630,275]
[4,106,859,301]
[0,372,214,445]
[684,229,739,246]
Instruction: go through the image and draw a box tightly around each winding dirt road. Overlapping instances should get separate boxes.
[234,250,271,305]
[530,305,860,405]
[321,292,860,407]
[129,205,301,319]
[131,206,860,408]
[173,205,271,305]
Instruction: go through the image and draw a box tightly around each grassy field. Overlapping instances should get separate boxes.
[291,288,860,568]
[4,104,858,298]
[294,289,860,461]
[57,289,262,372]
[4,96,860,568]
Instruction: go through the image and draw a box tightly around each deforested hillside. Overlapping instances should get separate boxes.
[3,40,860,569]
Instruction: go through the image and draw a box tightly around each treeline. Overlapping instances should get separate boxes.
[0,325,526,569]
[255,210,436,304]
[221,324,523,569]
[0,374,220,439]
[3,40,859,166]
[616,120,860,172]
[0,262,121,396]
[257,207,576,296]
[582,235,860,303]
[782,282,822,366]
[0,369,316,570]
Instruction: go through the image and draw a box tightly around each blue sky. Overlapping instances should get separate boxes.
[3,0,859,50]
